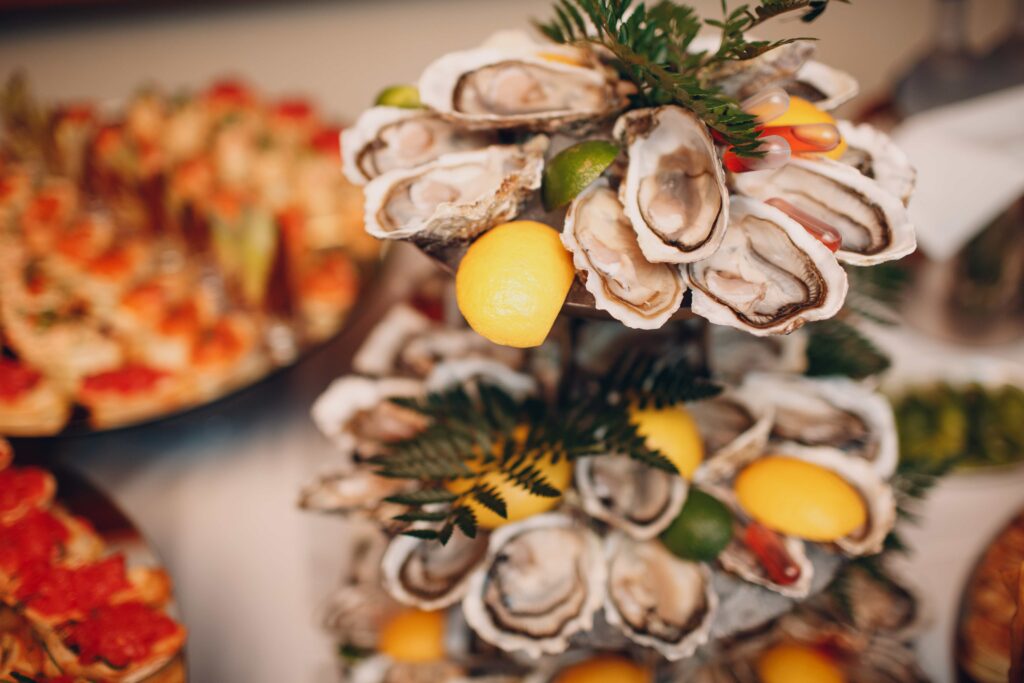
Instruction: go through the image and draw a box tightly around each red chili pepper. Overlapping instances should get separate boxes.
[742,521,801,586]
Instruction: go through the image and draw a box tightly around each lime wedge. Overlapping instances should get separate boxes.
[542,140,620,211]
[374,85,422,109]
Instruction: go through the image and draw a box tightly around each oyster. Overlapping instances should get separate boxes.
[691,390,774,483]
[731,157,916,266]
[838,121,916,205]
[615,106,729,263]
[363,138,546,243]
[685,196,848,336]
[786,60,860,111]
[419,45,623,131]
[382,530,489,610]
[603,534,716,660]
[342,107,497,185]
[425,358,538,398]
[574,454,687,540]
[561,181,686,328]
[704,40,816,102]
[311,376,426,459]
[781,445,897,557]
[299,468,412,515]
[462,514,606,658]
[743,373,898,478]
[349,656,466,683]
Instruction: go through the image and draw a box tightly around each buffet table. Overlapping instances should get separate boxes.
[4,0,1023,681]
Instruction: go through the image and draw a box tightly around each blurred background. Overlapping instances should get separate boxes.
[2,0,1024,681]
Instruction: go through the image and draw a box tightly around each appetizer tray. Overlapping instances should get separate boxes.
[0,75,378,437]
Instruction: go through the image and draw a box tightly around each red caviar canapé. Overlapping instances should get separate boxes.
[0,359,41,402]
[65,602,179,668]
[0,467,53,521]
[0,509,70,575]
[81,365,167,396]
[16,555,129,617]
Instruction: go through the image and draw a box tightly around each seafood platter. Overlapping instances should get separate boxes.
[0,437,187,681]
[0,76,377,435]
[297,0,939,680]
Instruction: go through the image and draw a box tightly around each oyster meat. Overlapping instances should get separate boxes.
[342,107,497,185]
[419,45,623,131]
[363,138,546,243]
[462,514,606,658]
[603,534,716,660]
[838,120,916,205]
[382,531,489,610]
[615,106,729,263]
[690,390,773,483]
[744,373,899,478]
[575,454,687,540]
[561,181,686,328]
[686,196,848,336]
[731,157,916,266]
[311,376,426,460]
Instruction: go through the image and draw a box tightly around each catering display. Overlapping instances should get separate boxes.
[0,437,187,681]
[0,75,377,434]
[297,0,940,679]
[340,0,916,349]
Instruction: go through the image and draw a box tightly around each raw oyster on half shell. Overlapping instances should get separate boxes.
[838,120,916,206]
[382,530,490,610]
[690,389,774,483]
[575,454,687,540]
[363,138,547,243]
[603,534,717,660]
[419,45,624,131]
[685,196,848,336]
[462,514,606,658]
[342,107,498,185]
[744,373,899,478]
[731,157,916,266]
[615,106,729,264]
[311,376,426,460]
[561,181,686,329]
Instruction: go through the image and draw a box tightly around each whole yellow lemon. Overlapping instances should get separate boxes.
[553,655,651,683]
[456,221,575,348]
[377,609,446,663]
[629,405,704,479]
[757,642,847,683]
[448,450,572,529]
[764,96,847,160]
[734,456,866,542]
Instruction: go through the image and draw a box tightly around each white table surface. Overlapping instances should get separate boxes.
[3,1,1024,681]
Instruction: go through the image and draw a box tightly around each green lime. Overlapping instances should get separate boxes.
[542,140,620,210]
[660,488,734,562]
[374,84,422,109]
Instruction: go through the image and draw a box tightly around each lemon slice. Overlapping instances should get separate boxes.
[456,221,575,348]
[377,609,446,663]
[757,642,847,683]
[374,84,422,109]
[542,140,620,210]
[629,405,704,479]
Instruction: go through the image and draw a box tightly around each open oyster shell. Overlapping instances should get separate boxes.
[707,326,809,383]
[691,389,774,483]
[341,107,497,186]
[462,514,606,658]
[603,534,717,660]
[425,358,538,398]
[685,196,848,336]
[838,120,916,206]
[419,44,624,131]
[615,106,729,264]
[381,530,490,611]
[561,180,686,329]
[731,157,916,266]
[311,376,425,459]
[363,138,546,243]
[574,454,687,540]
[786,60,859,111]
[743,373,899,479]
